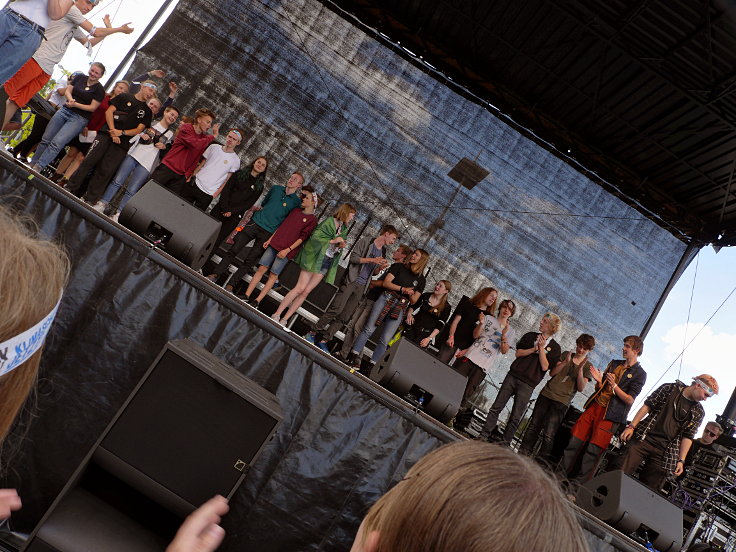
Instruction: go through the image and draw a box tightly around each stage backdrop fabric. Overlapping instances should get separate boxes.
[124,0,689,413]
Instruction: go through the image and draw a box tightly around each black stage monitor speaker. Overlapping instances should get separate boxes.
[24,340,282,552]
[373,338,466,423]
[576,470,683,552]
[119,181,221,270]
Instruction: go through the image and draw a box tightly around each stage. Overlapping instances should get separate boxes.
[0,153,653,550]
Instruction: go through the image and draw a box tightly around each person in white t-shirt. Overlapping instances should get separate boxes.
[3,0,133,129]
[454,299,517,409]
[95,105,181,222]
[180,129,243,210]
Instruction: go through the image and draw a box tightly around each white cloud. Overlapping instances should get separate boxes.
[657,323,736,426]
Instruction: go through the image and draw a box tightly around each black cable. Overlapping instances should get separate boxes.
[678,251,700,380]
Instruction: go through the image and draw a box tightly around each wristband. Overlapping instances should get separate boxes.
[626,424,635,430]
[677,459,684,464]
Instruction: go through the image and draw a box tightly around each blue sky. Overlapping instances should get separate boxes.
[636,246,736,431]
[41,0,736,435]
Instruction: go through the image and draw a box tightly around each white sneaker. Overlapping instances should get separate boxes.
[111,211,120,223]
[92,201,106,213]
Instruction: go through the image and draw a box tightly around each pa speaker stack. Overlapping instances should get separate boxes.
[24,340,282,552]
[119,181,221,270]
[576,470,683,552]
[372,338,466,423]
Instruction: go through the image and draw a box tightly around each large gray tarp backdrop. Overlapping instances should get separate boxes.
[126,0,687,409]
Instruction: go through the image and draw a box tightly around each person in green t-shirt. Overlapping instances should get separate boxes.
[518,333,595,461]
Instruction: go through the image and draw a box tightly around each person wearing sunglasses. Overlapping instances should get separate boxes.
[618,374,718,492]
[683,420,723,471]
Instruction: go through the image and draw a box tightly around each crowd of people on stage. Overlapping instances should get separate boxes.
[1,2,729,540]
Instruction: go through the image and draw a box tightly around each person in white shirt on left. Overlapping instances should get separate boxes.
[180,128,242,211]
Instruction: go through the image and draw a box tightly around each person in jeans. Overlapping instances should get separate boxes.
[306,224,398,352]
[478,313,562,444]
[518,333,595,461]
[346,249,428,370]
[0,0,75,123]
[67,81,155,204]
[30,62,106,171]
[96,105,180,221]
[336,245,411,360]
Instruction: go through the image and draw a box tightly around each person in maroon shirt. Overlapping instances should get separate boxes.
[151,107,219,195]
[241,186,319,308]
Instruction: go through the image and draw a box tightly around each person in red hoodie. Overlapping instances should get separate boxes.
[151,107,219,195]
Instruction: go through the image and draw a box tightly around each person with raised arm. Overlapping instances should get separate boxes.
[346,249,428,371]
[619,375,716,491]
[3,3,133,130]
[453,298,515,408]
[151,107,219,194]
[306,225,398,353]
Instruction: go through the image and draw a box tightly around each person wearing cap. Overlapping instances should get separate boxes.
[618,374,717,492]
[67,80,155,204]
[179,129,243,211]
[2,0,133,130]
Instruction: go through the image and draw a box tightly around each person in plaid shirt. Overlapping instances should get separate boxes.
[619,374,718,491]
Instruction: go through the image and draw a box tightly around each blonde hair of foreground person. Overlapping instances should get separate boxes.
[0,207,69,445]
[351,440,589,552]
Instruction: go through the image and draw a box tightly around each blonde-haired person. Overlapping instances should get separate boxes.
[350,440,589,552]
[618,374,717,491]
[272,203,356,326]
[478,312,562,445]
[0,206,228,550]
[0,206,69,518]
[346,249,429,370]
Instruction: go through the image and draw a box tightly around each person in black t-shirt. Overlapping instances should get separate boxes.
[619,376,716,491]
[346,249,428,370]
[31,63,106,171]
[436,287,498,364]
[478,313,562,444]
[403,280,452,347]
[337,245,412,360]
[67,81,155,205]
[684,421,723,471]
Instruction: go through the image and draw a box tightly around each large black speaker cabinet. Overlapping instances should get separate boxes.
[576,470,683,552]
[373,338,466,423]
[119,181,221,270]
[23,340,282,552]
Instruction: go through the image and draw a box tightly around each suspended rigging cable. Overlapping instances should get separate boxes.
[677,251,700,380]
